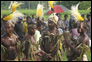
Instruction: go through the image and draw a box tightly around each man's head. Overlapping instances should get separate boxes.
[37,21,43,32]
[48,13,58,30]
[27,16,31,24]
[81,14,85,18]
[27,21,37,35]
[18,17,23,23]
[64,15,68,20]
[4,21,14,34]
[23,13,26,18]
[59,14,61,20]
[48,20,56,30]
[56,13,60,17]
[80,25,88,34]
[78,22,88,34]
[40,17,44,24]
[86,14,91,21]
[2,14,7,22]
[32,15,34,19]
[3,14,7,18]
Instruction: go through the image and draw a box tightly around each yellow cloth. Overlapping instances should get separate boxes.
[23,21,28,35]
[22,17,26,22]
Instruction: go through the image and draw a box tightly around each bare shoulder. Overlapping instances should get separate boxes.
[13,34,18,39]
[13,34,18,42]
[83,35,89,45]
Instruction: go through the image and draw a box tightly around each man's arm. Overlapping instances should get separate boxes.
[23,39,30,59]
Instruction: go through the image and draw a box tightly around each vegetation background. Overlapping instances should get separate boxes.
[1,1,91,61]
[1,1,91,21]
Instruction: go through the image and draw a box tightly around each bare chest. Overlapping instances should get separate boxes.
[78,36,88,44]
[2,37,17,47]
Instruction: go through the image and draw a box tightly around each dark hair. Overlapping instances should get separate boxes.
[23,13,26,15]
[81,14,84,17]
[27,16,31,18]
[3,14,7,18]
[37,21,42,27]
[32,15,34,16]
[86,14,91,18]
[26,16,31,23]
[36,17,39,21]
[64,15,68,17]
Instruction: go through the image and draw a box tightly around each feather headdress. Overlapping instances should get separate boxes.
[12,1,23,12]
[71,3,84,21]
[36,4,43,20]
[48,1,54,11]
[3,11,24,26]
[48,13,58,25]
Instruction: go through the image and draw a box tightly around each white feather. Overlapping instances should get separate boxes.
[8,11,24,26]
[71,3,83,21]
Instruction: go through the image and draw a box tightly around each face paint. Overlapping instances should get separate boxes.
[48,20,55,30]
[4,22,13,34]
[28,25,36,35]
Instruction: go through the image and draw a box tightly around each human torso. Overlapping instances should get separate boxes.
[23,34,38,60]
[78,34,89,45]
[40,28,60,57]
[63,20,69,28]
[1,34,18,60]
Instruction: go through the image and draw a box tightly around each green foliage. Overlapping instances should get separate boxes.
[79,1,91,10]
[1,1,49,10]
[56,1,91,10]
[1,9,91,22]
[1,1,91,10]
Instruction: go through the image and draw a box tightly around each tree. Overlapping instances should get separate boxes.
[1,1,91,10]
[56,1,91,10]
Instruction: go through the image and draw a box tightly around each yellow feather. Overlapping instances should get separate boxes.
[3,11,24,24]
[12,2,23,12]
[3,14,13,21]
[36,4,43,20]
[71,3,84,21]
[48,1,54,8]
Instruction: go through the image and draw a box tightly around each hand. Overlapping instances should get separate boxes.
[34,50,46,55]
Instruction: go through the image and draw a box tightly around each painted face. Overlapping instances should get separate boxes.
[78,22,87,34]
[48,20,55,30]
[4,22,13,34]
[28,25,36,35]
